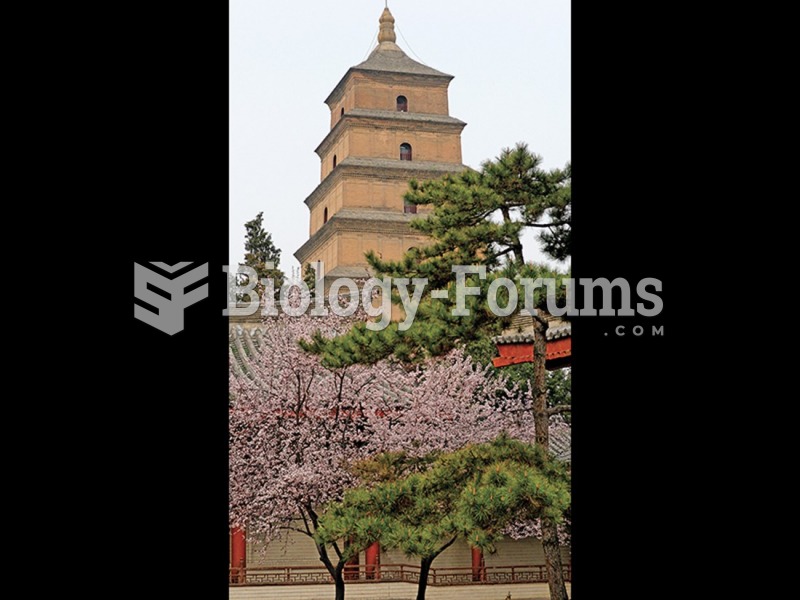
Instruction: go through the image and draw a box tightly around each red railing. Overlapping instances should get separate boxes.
[230,563,571,586]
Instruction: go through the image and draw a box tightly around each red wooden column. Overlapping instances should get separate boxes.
[471,547,485,582]
[365,541,381,580]
[230,527,247,584]
[344,538,360,580]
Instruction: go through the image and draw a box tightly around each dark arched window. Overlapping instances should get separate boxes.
[396,95,408,112]
[400,143,412,161]
[404,198,417,214]
[323,207,328,223]
[341,107,344,117]
[333,155,337,168]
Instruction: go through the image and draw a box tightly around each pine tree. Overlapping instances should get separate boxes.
[240,211,285,297]
[303,143,571,366]
[536,163,571,262]
[317,437,571,600]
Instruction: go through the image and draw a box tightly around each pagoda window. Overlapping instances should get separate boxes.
[324,207,328,223]
[400,143,412,161]
[396,95,408,112]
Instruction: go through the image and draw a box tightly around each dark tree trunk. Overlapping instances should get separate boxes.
[414,537,456,600]
[500,206,525,267]
[307,504,348,600]
[531,316,569,600]
[416,556,433,600]
[316,542,347,600]
[333,565,345,600]
[415,537,457,600]
[542,518,569,600]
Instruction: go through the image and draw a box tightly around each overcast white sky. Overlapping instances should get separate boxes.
[230,0,570,276]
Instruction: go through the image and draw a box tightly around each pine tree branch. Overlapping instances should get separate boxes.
[526,220,570,228]
[431,535,459,559]
[491,247,516,259]
[332,540,343,561]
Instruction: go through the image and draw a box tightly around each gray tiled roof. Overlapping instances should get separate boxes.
[354,42,452,78]
[345,107,465,126]
[324,266,372,279]
[329,207,418,223]
[547,324,571,340]
[492,333,535,344]
[550,427,571,463]
[492,322,572,344]
[339,156,468,173]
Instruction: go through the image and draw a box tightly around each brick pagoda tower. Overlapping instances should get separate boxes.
[294,6,467,283]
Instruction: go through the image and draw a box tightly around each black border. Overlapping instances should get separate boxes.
[62,2,694,595]
[572,3,688,592]
[81,4,231,594]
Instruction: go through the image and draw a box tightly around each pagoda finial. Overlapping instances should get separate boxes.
[378,5,396,44]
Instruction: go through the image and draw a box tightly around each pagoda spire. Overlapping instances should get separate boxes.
[378,5,396,44]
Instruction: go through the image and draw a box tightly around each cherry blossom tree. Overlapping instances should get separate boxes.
[369,350,539,458]
[230,310,389,600]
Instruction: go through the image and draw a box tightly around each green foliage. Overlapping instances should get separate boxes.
[349,451,439,485]
[303,263,317,299]
[374,142,570,275]
[316,436,570,561]
[303,262,571,367]
[240,211,285,294]
[304,143,571,366]
[537,163,571,262]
